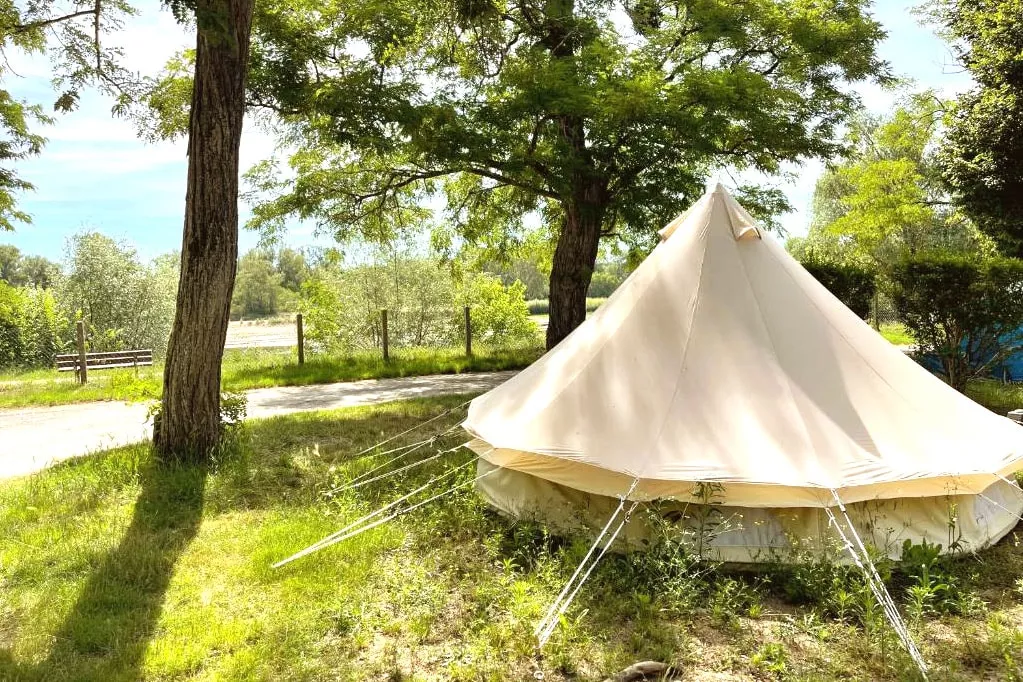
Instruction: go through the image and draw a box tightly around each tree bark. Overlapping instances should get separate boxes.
[546,182,607,349]
[154,0,254,461]
[540,0,610,349]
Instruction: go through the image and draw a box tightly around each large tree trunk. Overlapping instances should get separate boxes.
[546,184,607,349]
[154,0,254,461]
[540,0,610,349]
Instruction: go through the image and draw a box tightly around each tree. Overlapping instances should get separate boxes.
[235,0,888,348]
[275,247,309,292]
[155,0,255,461]
[232,249,283,317]
[931,0,1023,255]
[890,253,1023,392]
[0,244,22,283]
[19,255,61,288]
[301,248,537,351]
[800,96,993,269]
[59,232,176,354]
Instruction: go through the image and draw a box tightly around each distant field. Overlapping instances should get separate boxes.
[225,319,296,349]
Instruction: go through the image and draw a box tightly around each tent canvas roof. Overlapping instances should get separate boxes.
[464,185,1023,507]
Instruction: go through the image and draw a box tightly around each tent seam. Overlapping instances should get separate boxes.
[734,233,831,489]
[757,238,995,479]
[491,215,707,438]
[640,195,717,482]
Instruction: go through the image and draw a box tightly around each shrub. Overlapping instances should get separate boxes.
[0,282,64,369]
[889,253,1023,392]
[59,233,178,356]
[587,262,628,297]
[800,258,876,319]
[454,274,537,345]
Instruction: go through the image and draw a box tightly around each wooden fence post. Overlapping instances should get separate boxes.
[872,291,880,331]
[76,320,88,385]
[296,313,305,365]
[381,309,389,362]
[464,306,472,357]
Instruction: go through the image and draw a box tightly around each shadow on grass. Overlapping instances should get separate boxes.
[10,461,208,681]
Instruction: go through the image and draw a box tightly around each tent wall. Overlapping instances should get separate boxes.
[476,460,1023,563]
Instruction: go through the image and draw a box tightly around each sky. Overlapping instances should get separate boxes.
[0,2,974,262]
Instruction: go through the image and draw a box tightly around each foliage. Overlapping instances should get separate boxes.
[0,244,60,287]
[889,253,1023,391]
[587,262,628,298]
[900,539,982,620]
[802,95,994,269]
[231,248,312,318]
[302,252,537,352]
[527,297,606,316]
[454,273,536,345]
[60,233,178,356]
[232,249,285,318]
[879,322,915,346]
[800,258,876,319]
[137,0,892,345]
[486,257,549,300]
[0,280,64,368]
[930,0,1023,256]
[276,247,309,292]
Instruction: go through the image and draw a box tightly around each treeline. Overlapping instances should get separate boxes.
[303,253,538,351]
[1,237,561,370]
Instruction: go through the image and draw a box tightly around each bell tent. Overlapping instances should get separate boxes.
[463,184,1023,563]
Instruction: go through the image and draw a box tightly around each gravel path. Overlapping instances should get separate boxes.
[0,371,515,480]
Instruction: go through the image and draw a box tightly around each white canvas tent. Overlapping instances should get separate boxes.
[463,184,1023,562]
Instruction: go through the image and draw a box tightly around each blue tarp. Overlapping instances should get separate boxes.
[915,328,1023,381]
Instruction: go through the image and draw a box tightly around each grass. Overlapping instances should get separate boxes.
[878,322,916,346]
[2,395,1023,681]
[968,380,1023,416]
[0,344,543,409]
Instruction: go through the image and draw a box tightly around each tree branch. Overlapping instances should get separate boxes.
[7,9,98,34]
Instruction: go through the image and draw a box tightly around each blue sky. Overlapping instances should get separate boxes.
[1,2,972,262]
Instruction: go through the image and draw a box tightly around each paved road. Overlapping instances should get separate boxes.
[0,371,515,480]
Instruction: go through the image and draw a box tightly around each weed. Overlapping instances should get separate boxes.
[751,642,789,678]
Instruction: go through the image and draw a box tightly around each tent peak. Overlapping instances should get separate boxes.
[658,184,762,242]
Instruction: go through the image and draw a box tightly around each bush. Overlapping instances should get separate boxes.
[527,297,606,316]
[587,262,627,297]
[59,233,178,356]
[890,253,1023,392]
[454,274,537,345]
[800,258,876,319]
[0,282,64,369]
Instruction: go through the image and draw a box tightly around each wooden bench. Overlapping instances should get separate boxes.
[56,349,154,382]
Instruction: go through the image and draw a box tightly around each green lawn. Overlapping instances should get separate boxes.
[0,344,543,409]
[2,396,1022,680]
[878,322,916,346]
